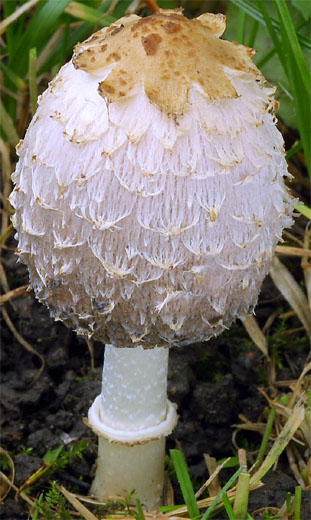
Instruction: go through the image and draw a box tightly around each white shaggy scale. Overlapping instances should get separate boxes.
[10,68,293,347]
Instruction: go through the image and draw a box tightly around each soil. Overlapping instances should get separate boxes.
[0,241,310,519]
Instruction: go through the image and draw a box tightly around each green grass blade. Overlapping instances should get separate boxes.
[65,1,115,25]
[3,0,18,56]
[272,0,311,174]
[258,0,311,175]
[230,0,311,51]
[273,0,310,91]
[29,48,38,116]
[286,140,302,160]
[294,486,302,520]
[201,466,246,520]
[0,61,27,91]
[0,0,40,37]
[222,492,236,519]
[250,406,304,486]
[247,18,259,48]
[159,505,181,513]
[237,9,246,44]
[135,498,145,520]
[233,472,250,520]
[257,1,285,69]
[0,99,19,146]
[256,47,276,68]
[170,449,200,519]
[10,0,72,75]
[256,407,276,468]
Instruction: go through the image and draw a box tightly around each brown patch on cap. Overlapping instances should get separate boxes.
[98,82,115,95]
[162,21,181,33]
[73,10,263,115]
[110,24,124,36]
[142,33,162,55]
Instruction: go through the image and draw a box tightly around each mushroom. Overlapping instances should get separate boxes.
[10,8,294,510]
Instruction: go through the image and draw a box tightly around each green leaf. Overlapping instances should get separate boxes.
[170,449,200,519]
[43,445,64,465]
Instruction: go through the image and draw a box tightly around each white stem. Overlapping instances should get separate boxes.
[90,436,166,510]
[88,345,177,510]
[101,344,169,430]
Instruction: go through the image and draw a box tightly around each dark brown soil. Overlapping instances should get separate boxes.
[0,244,310,519]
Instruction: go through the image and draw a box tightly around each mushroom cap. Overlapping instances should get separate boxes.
[10,9,294,348]
[72,9,260,114]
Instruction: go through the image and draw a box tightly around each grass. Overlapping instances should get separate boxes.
[0,1,310,519]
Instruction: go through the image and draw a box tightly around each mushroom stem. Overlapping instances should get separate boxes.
[88,345,178,509]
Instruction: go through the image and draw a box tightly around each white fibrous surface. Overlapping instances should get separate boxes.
[100,345,169,430]
[10,62,294,348]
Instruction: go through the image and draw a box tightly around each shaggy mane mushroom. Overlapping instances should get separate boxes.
[10,8,294,510]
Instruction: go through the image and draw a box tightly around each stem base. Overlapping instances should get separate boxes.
[90,436,166,510]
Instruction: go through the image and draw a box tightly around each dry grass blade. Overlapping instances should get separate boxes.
[0,260,10,293]
[0,284,29,305]
[0,448,15,502]
[86,339,95,371]
[166,482,263,516]
[0,224,14,247]
[250,405,305,486]
[0,471,34,508]
[238,449,248,468]
[0,138,12,234]
[241,314,269,358]
[288,361,311,409]
[286,445,306,487]
[163,471,174,506]
[302,226,311,307]
[232,418,267,436]
[36,25,65,70]
[275,245,311,257]
[0,0,40,35]
[270,256,310,336]
[1,306,45,383]
[195,456,231,498]
[57,485,100,520]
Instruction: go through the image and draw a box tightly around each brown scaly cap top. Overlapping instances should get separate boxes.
[72,9,263,115]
